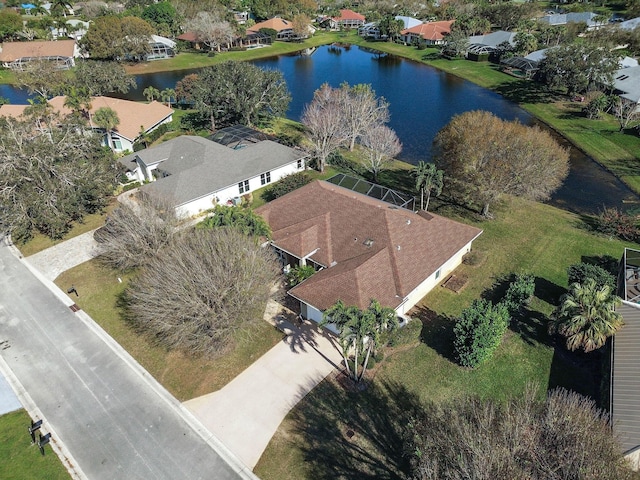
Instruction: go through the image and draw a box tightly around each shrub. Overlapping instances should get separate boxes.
[453,299,509,368]
[567,262,616,291]
[502,273,535,315]
[286,264,315,287]
[261,172,312,202]
[595,207,639,241]
[385,318,422,347]
[198,205,271,238]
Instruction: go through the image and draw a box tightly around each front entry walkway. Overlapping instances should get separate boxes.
[184,303,343,469]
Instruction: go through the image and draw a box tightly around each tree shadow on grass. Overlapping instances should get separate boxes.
[494,80,557,105]
[510,310,551,347]
[411,305,456,362]
[290,378,420,479]
[534,276,566,306]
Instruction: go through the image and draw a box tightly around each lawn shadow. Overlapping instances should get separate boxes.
[510,309,550,347]
[411,305,456,362]
[581,254,620,274]
[534,276,566,306]
[494,79,556,105]
[376,168,413,195]
[289,378,420,479]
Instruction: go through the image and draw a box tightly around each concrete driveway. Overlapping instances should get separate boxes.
[184,302,343,469]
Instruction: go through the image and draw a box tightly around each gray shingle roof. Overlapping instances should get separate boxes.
[614,66,640,104]
[468,30,516,48]
[123,135,305,207]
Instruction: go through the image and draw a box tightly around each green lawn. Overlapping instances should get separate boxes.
[254,194,636,479]
[0,410,70,480]
[54,260,284,401]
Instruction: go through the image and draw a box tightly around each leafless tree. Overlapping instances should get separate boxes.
[292,13,312,39]
[360,125,402,182]
[123,228,280,357]
[301,83,350,172]
[188,11,235,51]
[609,96,640,131]
[339,83,390,151]
[94,192,179,272]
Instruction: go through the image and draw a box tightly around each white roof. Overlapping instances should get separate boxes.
[151,35,176,48]
[620,17,640,30]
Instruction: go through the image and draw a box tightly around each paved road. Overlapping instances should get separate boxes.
[0,242,253,480]
[185,302,343,468]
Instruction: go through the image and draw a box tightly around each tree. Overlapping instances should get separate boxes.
[188,11,235,51]
[480,2,535,31]
[0,9,23,41]
[0,115,119,241]
[442,29,470,58]
[413,161,443,211]
[80,16,154,60]
[406,387,637,480]
[301,83,349,172]
[608,95,640,131]
[160,88,175,107]
[549,278,623,352]
[191,62,290,130]
[360,124,402,182]
[143,86,160,102]
[141,1,179,35]
[359,300,398,381]
[322,300,360,380]
[71,60,136,96]
[50,0,73,17]
[14,60,68,99]
[339,83,390,151]
[433,111,569,217]
[175,73,199,104]
[123,228,280,357]
[538,43,620,96]
[378,15,404,40]
[63,86,92,124]
[291,13,311,40]
[567,262,616,291]
[93,107,120,149]
[95,193,179,271]
[198,205,272,238]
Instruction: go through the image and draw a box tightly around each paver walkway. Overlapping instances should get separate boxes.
[27,229,100,280]
[184,302,343,469]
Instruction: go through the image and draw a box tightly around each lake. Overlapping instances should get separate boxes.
[2,45,637,213]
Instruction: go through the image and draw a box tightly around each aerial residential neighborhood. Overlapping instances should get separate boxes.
[1,0,640,478]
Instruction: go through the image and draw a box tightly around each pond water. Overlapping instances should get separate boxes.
[1,45,637,213]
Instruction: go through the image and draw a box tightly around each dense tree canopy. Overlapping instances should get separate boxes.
[433,110,569,217]
[0,9,22,41]
[80,16,154,60]
[141,1,180,35]
[71,60,136,96]
[0,114,119,241]
[190,62,291,130]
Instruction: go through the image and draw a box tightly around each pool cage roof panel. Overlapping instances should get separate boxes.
[467,44,497,55]
[501,56,539,71]
[208,125,273,150]
[326,173,416,211]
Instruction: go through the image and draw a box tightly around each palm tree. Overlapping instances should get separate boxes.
[413,161,444,211]
[548,278,624,352]
[143,86,160,103]
[160,88,175,107]
[93,107,120,149]
[358,300,398,381]
[50,0,73,17]
[322,300,360,380]
[64,86,92,125]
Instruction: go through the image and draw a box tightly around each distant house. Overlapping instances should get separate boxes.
[467,31,517,59]
[620,17,640,31]
[256,179,482,328]
[248,17,302,40]
[51,19,90,40]
[146,35,176,60]
[0,39,79,70]
[400,20,454,46]
[611,248,640,470]
[0,96,174,153]
[359,16,422,39]
[118,126,309,217]
[613,65,640,112]
[539,12,606,31]
[334,9,365,29]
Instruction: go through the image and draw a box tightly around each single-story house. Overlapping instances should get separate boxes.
[51,19,90,40]
[467,31,517,59]
[334,9,365,29]
[256,180,482,328]
[612,248,640,470]
[359,16,422,39]
[119,126,309,217]
[539,12,605,30]
[0,96,174,153]
[400,20,454,46]
[248,18,298,40]
[500,48,551,79]
[0,39,79,70]
[613,65,640,112]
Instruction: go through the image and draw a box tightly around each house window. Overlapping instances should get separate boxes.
[111,134,122,150]
[260,171,271,185]
[297,159,303,169]
[238,179,249,194]
[435,269,441,280]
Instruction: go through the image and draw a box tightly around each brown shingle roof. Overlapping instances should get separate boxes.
[248,17,293,33]
[401,21,454,41]
[0,40,76,62]
[257,180,482,311]
[0,96,173,141]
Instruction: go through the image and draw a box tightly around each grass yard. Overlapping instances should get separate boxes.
[0,409,70,480]
[254,195,636,480]
[54,260,284,401]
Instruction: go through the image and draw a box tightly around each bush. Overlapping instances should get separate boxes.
[453,299,509,368]
[567,262,616,291]
[385,318,422,347]
[198,205,271,238]
[501,273,535,315]
[327,151,366,175]
[595,207,639,241]
[286,264,315,287]
[261,172,312,202]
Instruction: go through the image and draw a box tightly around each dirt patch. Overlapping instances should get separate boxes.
[442,274,468,293]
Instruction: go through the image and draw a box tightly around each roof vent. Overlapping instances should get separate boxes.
[406,219,411,225]
[397,245,401,251]
[363,238,374,247]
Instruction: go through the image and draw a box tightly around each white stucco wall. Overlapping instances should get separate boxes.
[626,448,640,471]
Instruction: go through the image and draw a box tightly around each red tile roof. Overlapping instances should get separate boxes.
[257,180,482,311]
[177,31,198,42]
[401,20,454,41]
[335,9,365,21]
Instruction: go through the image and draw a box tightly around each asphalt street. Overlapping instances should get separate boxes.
[0,242,250,479]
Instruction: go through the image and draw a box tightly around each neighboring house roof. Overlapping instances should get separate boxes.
[621,56,639,68]
[256,180,482,311]
[123,135,304,207]
[468,30,517,48]
[151,35,176,48]
[0,39,77,62]
[401,21,454,41]
[614,65,640,103]
[620,17,640,30]
[249,17,293,33]
[177,31,198,42]
[395,16,422,30]
[0,96,173,142]
[540,12,603,28]
[334,9,365,22]
[524,48,550,62]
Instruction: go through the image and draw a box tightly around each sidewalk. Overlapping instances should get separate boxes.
[184,301,343,469]
[26,229,100,280]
